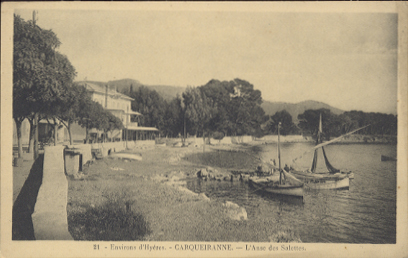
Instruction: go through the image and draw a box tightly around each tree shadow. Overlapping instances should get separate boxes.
[12,154,44,240]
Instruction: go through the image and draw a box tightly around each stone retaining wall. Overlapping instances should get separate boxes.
[31,145,73,240]
[31,140,156,239]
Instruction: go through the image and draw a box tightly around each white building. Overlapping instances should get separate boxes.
[75,82,159,143]
[13,82,159,148]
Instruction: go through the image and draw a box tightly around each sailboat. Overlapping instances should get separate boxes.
[248,123,304,198]
[289,114,366,190]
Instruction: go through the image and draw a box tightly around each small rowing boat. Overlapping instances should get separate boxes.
[248,122,304,198]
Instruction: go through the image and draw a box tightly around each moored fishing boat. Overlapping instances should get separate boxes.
[248,169,304,197]
[248,122,304,198]
[289,114,368,189]
[289,170,349,190]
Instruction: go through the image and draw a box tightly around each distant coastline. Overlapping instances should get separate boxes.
[250,134,397,144]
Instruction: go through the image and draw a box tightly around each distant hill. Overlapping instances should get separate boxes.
[77,79,186,101]
[76,79,343,121]
[261,100,344,124]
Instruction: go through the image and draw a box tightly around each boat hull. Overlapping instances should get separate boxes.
[248,177,304,197]
[290,171,350,190]
[305,176,349,190]
[109,152,142,161]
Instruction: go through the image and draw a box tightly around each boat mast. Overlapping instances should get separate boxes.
[310,113,322,172]
[278,122,282,185]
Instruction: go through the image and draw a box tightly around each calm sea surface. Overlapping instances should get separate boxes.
[185,143,397,243]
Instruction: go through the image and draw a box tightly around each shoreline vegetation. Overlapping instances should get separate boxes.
[65,137,395,242]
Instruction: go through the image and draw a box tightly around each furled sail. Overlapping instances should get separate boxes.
[322,146,340,173]
[310,149,319,172]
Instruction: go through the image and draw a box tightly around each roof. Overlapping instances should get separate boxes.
[76,82,134,101]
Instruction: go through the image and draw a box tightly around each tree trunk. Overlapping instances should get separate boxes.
[85,126,89,143]
[34,113,39,160]
[28,118,34,153]
[68,122,73,145]
[54,120,58,146]
[14,118,23,158]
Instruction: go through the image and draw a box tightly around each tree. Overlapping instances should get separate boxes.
[224,79,264,136]
[183,86,212,137]
[193,78,264,137]
[269,110,296,135]
[13,90,32,157]
[77,100,108,142]
[13,14,76,157]
[49,83,89,145]
[163,96,183,137]
[103,112,124,142]
[212,131,225,144]
[298,109,333,139]
[125,86,166,130]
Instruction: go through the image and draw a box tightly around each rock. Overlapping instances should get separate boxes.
[207,167,217,173]
[222,201,248,221]
[197,168,209,178]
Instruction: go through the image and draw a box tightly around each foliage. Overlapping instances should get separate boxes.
[212,131,225,141]
[13,15,76,114]
[181,78,264,137]
[13,14,76,155]
[265,110,297,136]
[104,112,124,134]
[163,96,184,137]
[182,86,214,137]
[343,110,397,136]
[42,83,88,144]
[68,201,151,241]
[123,86,166,130]
[297,109,397,140]
[76,97,123,141]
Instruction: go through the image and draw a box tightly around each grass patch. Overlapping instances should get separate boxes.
[68,200,151,241]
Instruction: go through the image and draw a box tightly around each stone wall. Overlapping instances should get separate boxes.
[31,145,73,240]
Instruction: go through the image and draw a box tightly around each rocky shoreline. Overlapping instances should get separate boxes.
[67,143,278,241]
[66,136,397,241]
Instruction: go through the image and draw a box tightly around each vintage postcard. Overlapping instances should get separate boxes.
[1,2,407,258]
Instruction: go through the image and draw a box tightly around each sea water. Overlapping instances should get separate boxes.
[185,143,397,243]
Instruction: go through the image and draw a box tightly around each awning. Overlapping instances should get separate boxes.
[126,111,143,116]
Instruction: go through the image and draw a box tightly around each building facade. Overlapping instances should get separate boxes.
[13,82,159,148]
[76,82,159,143]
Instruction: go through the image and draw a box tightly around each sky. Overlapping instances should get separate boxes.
[14,5,398,114]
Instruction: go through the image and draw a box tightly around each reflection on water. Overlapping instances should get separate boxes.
[185,143,396,243]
